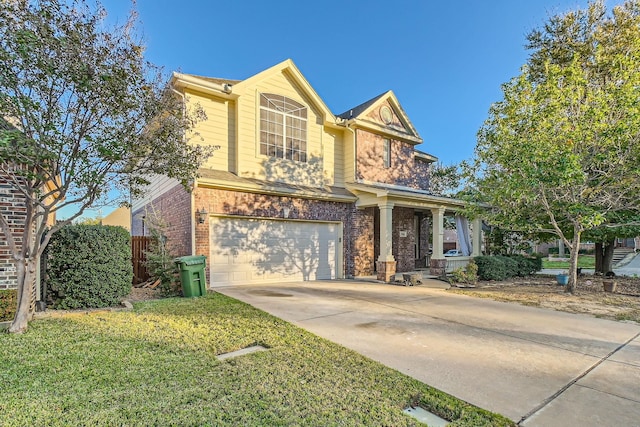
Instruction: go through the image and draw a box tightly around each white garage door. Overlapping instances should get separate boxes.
[209,217,340,286]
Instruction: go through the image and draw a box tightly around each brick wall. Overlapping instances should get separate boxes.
[413,158,431,190]
[392,207,415,272]
[130,183,425,278]
[131,183,193,257]
[419,215,431,260]
[0,172,27,290]
[356,130,430,191]
[193,186,361,277]
[351,207,375,276]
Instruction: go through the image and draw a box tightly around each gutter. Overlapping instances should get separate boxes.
[190,178,197,255]
[171,85,198,256]
[172,72,236,99]
[336,117,357,186]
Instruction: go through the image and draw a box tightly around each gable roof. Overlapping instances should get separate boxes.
[233,59,336,124]
[338,90,422,144]
[172,60,424,140]
[336,92,386,119]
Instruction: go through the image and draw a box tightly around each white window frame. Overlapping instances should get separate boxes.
[259,93,307,162]
[383,138,391,168]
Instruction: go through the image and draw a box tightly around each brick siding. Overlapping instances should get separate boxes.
[131,183,193,257]
[356,129,431,191]
[352,207,375,276]
[392,207,416,272]
[193,186,364,277]
[0,172,27,290]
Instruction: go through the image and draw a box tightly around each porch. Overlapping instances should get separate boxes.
[347,182,481,282]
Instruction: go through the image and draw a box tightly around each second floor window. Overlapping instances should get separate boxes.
[260,93,307,162]
[383,138,391,168]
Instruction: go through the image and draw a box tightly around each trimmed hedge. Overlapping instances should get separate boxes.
[474,256,507,281]
[474,255,541,281]
[46,225,132,309]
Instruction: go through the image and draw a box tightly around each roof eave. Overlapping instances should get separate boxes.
[171,72,238,99]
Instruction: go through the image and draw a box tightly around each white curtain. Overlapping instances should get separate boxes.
[455,215,473,256]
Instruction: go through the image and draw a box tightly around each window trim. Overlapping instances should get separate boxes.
[382,138,391,168]
[259,93,308,162]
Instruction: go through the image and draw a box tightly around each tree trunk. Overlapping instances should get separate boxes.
[566,230,582,294]
[595,242,603,273]
[8,258,36,333]
[603,238,616,273]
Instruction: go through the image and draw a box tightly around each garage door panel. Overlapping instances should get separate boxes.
[210,217,339,286]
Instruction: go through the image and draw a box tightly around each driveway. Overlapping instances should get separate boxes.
[215,280,640,426]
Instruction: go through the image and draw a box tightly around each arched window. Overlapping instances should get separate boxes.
[259,93,307,162]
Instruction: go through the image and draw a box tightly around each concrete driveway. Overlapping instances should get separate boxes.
[215,280,640,426]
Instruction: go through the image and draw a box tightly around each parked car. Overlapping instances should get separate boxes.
[444,249,463,257]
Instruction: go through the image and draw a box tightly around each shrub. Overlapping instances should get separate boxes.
[451,261,478,285]
[528,254,543,273]
[474,256,507,281]
[143,214,180,297]
[0,290,17,321]
[475,255,541,281]
[508,254,540,276]
[46,225,133,309]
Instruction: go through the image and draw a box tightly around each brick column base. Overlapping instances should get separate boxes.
[430,258,447,276]
[376,260,397,282]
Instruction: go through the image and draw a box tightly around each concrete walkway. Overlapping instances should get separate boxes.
[215,280,640,426]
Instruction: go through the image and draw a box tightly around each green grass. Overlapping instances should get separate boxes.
[542,255,595,269]
[0,294,514,426]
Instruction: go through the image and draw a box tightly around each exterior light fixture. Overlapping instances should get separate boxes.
[196,208,208,224]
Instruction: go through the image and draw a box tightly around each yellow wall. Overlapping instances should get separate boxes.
[186,69,347,188]
[102,206,131,232]
[185,89,235,172]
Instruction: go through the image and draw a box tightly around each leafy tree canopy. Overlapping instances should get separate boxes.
[469,0,640,291]
[0,0,211,332]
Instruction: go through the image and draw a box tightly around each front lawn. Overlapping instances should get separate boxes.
[0,294,513,426]
[542,254,595,269]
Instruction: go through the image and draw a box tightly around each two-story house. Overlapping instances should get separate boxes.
[131,59,481,286]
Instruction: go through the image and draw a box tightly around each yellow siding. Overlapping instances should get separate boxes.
[185,89,234,172]
[322,128,345,186]
[343,127,355,183]
[235,71,327,187]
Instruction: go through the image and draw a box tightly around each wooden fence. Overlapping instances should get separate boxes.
[131,236,151,285]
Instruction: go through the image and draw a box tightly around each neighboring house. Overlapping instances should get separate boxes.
[0,118,56,305]
[131,59,481,285]
[102,206,131,232]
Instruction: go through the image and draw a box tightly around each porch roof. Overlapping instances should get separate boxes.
[197,169,357,202]
[346,181,467,210]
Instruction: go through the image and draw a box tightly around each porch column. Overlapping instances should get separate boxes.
[430,207,446,276]
[472,218,482,256]
[376,202,396,282]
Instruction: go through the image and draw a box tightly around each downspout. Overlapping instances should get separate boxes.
[336,115,357,183]
[190,178,197,255]
[171,86,197,256]
[336,117,357,279]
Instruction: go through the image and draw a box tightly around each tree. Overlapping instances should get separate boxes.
[429,162,461,196]
[470,1,640,292]
[0,0,210,332]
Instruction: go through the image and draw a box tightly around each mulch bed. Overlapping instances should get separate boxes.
[476,274,640,297]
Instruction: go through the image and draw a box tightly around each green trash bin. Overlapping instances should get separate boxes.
[175,255,207,297]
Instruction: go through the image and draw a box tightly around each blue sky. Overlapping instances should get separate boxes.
[78,0,622,219]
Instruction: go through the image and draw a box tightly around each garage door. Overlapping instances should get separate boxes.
[209,217,340,286]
